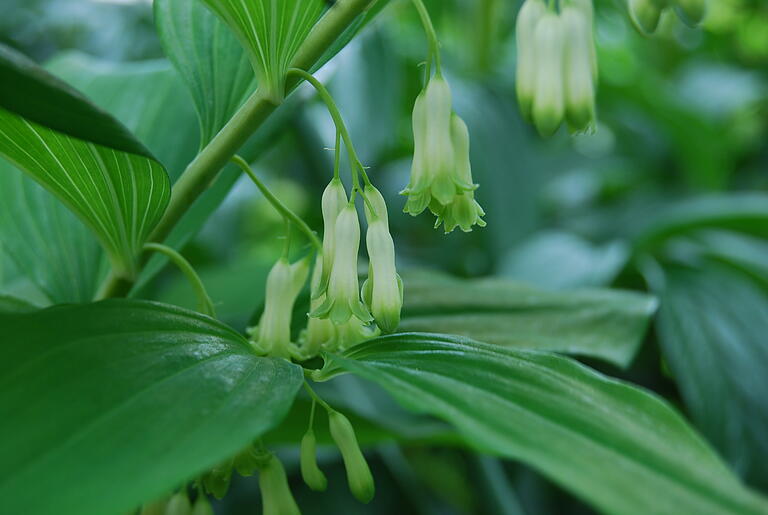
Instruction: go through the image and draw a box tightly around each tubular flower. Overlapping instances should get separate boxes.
[563,4,597,132]
[361,185,403,333]
[258,454,301,515]
[515,0,547,121]
[311,204,372,324]
[401,74,475,216]
[335,316,380,351]
[300,429,328,492]
[250,256,310,359]
[628,0,664,34]
[299,254,338,357]
[430,114,486,233]
[317,177,348,297]
[674,0,706,26]
[329,411,375,504]
[531,12,566,137]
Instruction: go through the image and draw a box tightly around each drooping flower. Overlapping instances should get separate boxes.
[335,316,380,351]
[431,114,485,233]
[311,204,372,324]
[361,185,403,333]
[258,454,301,515]
[674,0,706,26]
[531,12,566,137]
[562,4,597,132]
[401,75,475,216]
[628,0,664,34]
[299,255,337,357]
[328,410,375,504]
[317,177,348,297]
[250,256,310,359]
[300,428,327,492]
[515,0,548,121]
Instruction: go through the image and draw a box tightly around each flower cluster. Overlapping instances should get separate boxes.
[401,74,485,232]
[248,179,403,360]
[629,0,706,34]
[516,0,598,136]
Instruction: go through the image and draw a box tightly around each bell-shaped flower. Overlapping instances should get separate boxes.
[629,0,663,34]
[300,429,328,492]
[328,411,375,504]
[431,114,486,233]
[674,0,706,26]
[258,454,301,515]
[515,0,547,121]
[250,256,310,359]
[532,12,566,137]
[299,255,337,357]
[562,5,597,132]
[311,204,372,324]
[361,185,403,333]
[317,177,348,297]
[401,75,475,216]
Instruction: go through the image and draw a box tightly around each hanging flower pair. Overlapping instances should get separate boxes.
[516,0,598,136]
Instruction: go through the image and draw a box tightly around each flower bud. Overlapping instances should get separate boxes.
[570,0,598,81]
[515,0,547,121]
[431,114,486,233]
[328,411,375,503]
[301,255,338,356]
[300,429,328,491]
[318,177,348,297]
[674,0,706,26]
[629,0,663,34]
[402,75,475,216]
[562,5,596,132]
[191,496,213,515]
[234,445,260,477]
[362,186,402,334]
[164,492,191,515]
[252,256,310,358]
[258,454,301,515]
[311,204,372,324]
[532,13,566,137]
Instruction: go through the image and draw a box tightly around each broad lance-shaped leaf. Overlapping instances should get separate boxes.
[317,334,768,514]
[0,300,303,515]
[198,0,326,102]
[0,165,103,303]
[399,273,656,368]
[0,46,170,279]
[155,0,256,147]
[654,261,768,490]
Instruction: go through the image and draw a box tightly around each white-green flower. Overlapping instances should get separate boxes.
[299,255,337,357]
[402,75,475,216]
[674,0,706,26]
[250,256,309,359]
[563,4,596,132]
[515,0,547,121]
[311,204,372,324]
[532,12,566,137]
[431,114,485,233]
[362,185,403,333]
[336,316,379,351]
[629,0,664,34]
[317,177,348,297]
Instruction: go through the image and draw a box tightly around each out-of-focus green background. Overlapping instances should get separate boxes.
[2,0,767,513]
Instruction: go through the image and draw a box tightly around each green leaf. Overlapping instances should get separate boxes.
[398,274,656,368]
[317,334,768,514]
[0,47,171,279]
[501,231,629,290]
[653,262,768,489]
[633,193,768,252]
[0,294,38,314]
[0,300,302,515]
[155,0,256,147]
[0,165,104,303]
[198,0,326,102]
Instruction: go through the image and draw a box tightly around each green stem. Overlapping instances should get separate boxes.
[95,0,380,300]
[231,155,322,250]
[142,243,216,318]
[303,380,334,413]
[411,0,442,75]
[286,68,365,193]
[333,131,341,180]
